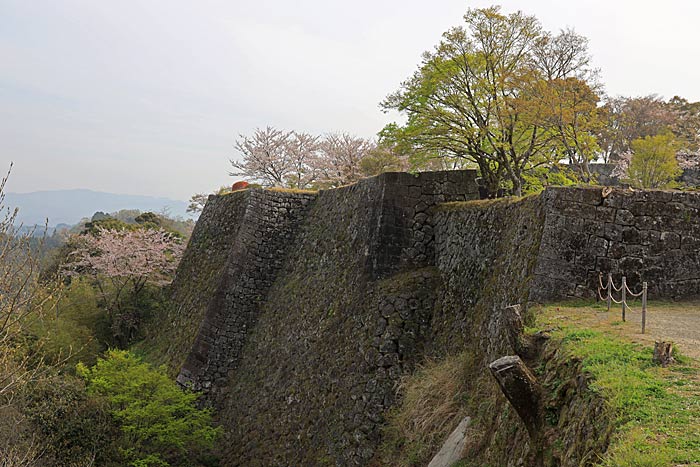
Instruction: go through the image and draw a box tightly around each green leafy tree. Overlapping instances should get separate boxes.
[532,77,603,181]
[21,373,119,466]
[82,216,137,235]
[77,350,220,467]
[627,133,682,188]
[381,6,598,196]
[359,145,408,177]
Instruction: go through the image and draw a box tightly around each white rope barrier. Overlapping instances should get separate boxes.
[597,273,648,333]
[625,284,645,298]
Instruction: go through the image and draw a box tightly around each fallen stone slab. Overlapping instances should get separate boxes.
[427,415,472,467]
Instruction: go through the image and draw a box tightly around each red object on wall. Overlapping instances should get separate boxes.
[231,181,250,191]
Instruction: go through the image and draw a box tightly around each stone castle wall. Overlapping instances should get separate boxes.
[177,189,316,397]
[531,186,700,300]
[158,171,480,466]
[431,195,547,358]
[156,172,700,466]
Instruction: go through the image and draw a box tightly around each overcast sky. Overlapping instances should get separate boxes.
[2,0,700,200]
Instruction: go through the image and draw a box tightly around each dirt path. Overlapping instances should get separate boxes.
[544,301,700,360]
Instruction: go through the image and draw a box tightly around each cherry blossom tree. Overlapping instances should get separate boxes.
[315,133,375,187]
[285,131,321,189]
[63,228,184,345]
[230,127,377,189]
[230,126,294,187]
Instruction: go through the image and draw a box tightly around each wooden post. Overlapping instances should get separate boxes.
[621,276,627,322]
[641,282,647,334]
[607,273,612,312]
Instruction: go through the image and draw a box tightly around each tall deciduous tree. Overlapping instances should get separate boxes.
[230,126,293,187]
[381,6,598,196]
[534,77,603,181]
[627,133,682,188]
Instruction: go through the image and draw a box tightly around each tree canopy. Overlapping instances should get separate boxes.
[380,6,601,196]
[627,133,682,189]
[230,127,405,189]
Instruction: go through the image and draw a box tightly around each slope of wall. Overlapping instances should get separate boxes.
[213,171,479,466]
[176,189,317,397]
[145,191,251,370]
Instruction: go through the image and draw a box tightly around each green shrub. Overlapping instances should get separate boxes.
[22,374,119,466]
[29,277,105,366]
[78,350,221,467]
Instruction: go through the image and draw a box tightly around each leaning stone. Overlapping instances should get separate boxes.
[427,416,472,467]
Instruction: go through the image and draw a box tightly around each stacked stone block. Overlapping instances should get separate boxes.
[531,187,700,300]
[177,189,316,397]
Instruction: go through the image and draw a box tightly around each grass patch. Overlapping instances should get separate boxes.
[265,186,318,194]
[436,192,542,212]
[378,352,472,467]
[536,308,700,466]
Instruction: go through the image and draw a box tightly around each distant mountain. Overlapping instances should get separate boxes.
[5,189,190,227]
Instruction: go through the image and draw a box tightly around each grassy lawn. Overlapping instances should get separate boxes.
[535,303,700,466]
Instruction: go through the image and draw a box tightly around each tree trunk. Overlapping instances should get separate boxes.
[653,341,675,367]
[581,158,592,183]
[512,176,522,197]
[477,159,502,198]
[488,355,542,441]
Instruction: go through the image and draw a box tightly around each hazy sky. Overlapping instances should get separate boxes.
[3,0,700,200]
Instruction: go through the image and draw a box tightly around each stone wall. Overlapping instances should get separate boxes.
[588,163,620,186]
[368,171,479,277]
[588,162,700,188]
[145,191,250,370]
[680,167,700,188]
[431,196,547,358]
[176,189,316,397]
[432,185,700,304]
[532,186,700,300]
[158,172,700,467]
[171,171,479,399]
[210,171,478,466]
